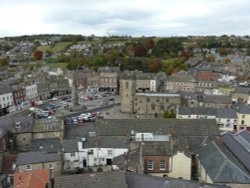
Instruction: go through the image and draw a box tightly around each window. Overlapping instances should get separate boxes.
[70,152,75,157]
[151,104,155,110]
[166,99,169,102]
[160,160,166,171]
[242,115,245,119]
[146,98,150,102]
[88,150,94,155]
[241,120,245,125]
[25,164,32,170]
[108,150,113,155]
[147,160,154,170]
[126,82,129,89]
[49,163,54,169]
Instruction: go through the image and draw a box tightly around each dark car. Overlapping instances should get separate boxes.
[75,167,84,174]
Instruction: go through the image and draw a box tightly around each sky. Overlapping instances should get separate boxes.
[1,0,250,37]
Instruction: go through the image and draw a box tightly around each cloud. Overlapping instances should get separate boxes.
[0,0,250,37]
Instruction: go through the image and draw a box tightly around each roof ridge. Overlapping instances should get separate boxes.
[213,141,250,180]
[212,141,228,160]
[214,160,227,181]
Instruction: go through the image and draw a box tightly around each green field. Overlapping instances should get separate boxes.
[37,42,72,53]
[44,63,68,68]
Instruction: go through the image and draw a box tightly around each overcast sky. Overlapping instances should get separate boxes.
[1,0,250,37]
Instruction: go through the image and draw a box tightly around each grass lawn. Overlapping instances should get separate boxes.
[44,63,68,68]
[37,42,72,53]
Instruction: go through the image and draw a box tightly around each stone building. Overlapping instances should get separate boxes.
[120,71,166,113]
[134,93,181,117]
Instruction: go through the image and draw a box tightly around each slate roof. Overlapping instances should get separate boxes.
[180,91,202,100]
[143,141,172,156]
[184,57,202,66]
[98,136,129,148]
[33,118,64,133]
[62,139,79,153]
[16,151,60,165]
[80,136,129,149]
[222,131,250,172]
[167,72,196,82]
[178,107,216,116]
[95,119,219,137]
[54,171,127,188]
[238,104,250,114]
[0,84,12,94]
[29,138,62,153]
[233,86,250,95]
[0,116,33,133]
[64,123,96,139]
[113,148,140,170]
[202,95,232,104]
[120,70,156,80]
[125,172,230,188]
[216,109,237,119]
[187,136,209,153]
[197,141,250,183]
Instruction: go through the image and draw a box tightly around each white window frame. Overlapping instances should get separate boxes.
[160,160,166,171]
[49,163,54,169]
[25,164,32,170]
[107,150,113,156]
[147,160,154,171]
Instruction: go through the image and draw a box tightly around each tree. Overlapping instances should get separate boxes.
[0,58,8,66]
[142,38,155,51]
[133,45,147,57]
[163,110,176,118]
[218,48,227,56]
[223,58,231,64]
[66,50,88,70]
[152,38,183,58]
[206,55,215,62]
[148,59,162,73]
[90,55,107,70]
[105,49,118,65]
[33,50,43,60]
[196,38,207,60]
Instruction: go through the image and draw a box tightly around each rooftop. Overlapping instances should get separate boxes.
[54,171,127,188]
[136,93,180,97]
[197,141,250,183]
[16,151,60,165]
[222,131,250,172]
[14,169,49,188]
[29,138,62,153]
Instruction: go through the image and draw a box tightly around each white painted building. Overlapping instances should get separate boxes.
[25,84,38,101]
[63,137,128,170]
[150,80,156,92]
[177,107,237,132]
[0,86,15,112]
